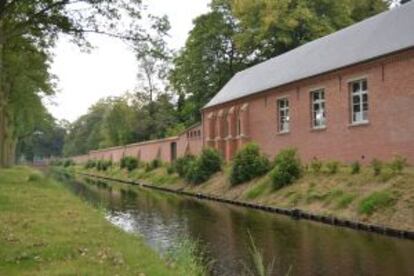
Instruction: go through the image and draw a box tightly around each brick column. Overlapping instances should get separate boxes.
[225,106,237,161]
[206,112,216,148]
[238,103,250,149]
[215,109,226,157]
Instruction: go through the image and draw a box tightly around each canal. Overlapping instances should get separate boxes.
[59,174,414,275]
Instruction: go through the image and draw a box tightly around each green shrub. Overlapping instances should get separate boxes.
[271,149,302,190]
[50,159,63,166]
[144,159,162,172]
[174,155,196,178]
[309,158,323,174]
[389,155,407,174]
[96,160,112,171]
[144,162,152,172]
[120,156,139,172]
[326,161,340,174]
[230,143,271,185]
[166,165,175,175]
[371,159,383,176]
[358,191,395,215]
[63,159,75,167]
[185,148,222,184]
[84,160,96,169]
[28,172,43,182]
[150,159,162,169]
[350,161,360,174]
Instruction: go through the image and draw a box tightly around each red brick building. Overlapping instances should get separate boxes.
[202,3,414,164]
[74,3,414,165]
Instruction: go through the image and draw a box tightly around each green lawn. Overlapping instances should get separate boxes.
[0,166,186,275]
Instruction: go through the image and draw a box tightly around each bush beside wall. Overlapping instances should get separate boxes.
[185,148,222,184]
[271,149,302,190]
[120,156,139,172]
[230,143,271,185]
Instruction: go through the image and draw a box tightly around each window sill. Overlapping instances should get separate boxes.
[311,126,327,132]
[277,131,290,136]
[348,121,370,128]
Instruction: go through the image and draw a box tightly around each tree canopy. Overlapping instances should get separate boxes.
[169,0,391,125]
[0,0,165,166]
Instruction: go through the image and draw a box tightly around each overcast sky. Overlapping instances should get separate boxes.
[46,0,210,122]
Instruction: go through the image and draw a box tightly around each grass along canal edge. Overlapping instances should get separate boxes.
[0,166,205,275]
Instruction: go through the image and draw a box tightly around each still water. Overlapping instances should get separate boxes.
[60,175,414,275]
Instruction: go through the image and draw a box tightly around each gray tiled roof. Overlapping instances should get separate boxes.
[204,2,414,108]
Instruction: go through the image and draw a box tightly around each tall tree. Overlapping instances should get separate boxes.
[231,0,389,61]
[0,0,152,167]
[169,1,248,124]
[169,0,391,126]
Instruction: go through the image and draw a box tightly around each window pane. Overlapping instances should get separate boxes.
[363,93,368,103]
[353,82,360,92]
[354,111,363,122]
[363,111,368,121]
[363,102,368,111]
[354,104,361,112]
[362,80,367,91]
[353,95,360,104]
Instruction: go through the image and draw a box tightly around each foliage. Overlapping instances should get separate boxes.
[309,158,323,174]
[165,238,210,276]
[271,149,302,190]
[358,191,396,215]
[169,0,390,127]
[28,172,44,182]
[350,161,361,174]
[185,148,222,184]
[388,155,407,174]
[335,194,356,209]
[174,155,196,178]
[371,159,383,176]
[145,159,163,172]
[244,231,276,276]
[120,156,139,172]
[0,0,161,167]
[97,160,112,171]
[50,159,63,166]
[230,143,271,185]
[63,159,75,168]
[85,160,97,169]
[326,161,340,174]
[166,123,187,137]
[166,165,175,175]
[169,1,249,124]
[16,113,66,162]
[244,178,270,200]
[63,93,180,156]
[231,0,388,61]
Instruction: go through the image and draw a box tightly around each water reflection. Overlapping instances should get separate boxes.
[61,175,414,276]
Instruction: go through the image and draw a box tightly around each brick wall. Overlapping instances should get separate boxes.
[203,48,414,164]
[72,124,203,164]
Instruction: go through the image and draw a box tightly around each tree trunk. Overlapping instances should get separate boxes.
[0,21,10,168]
[0,31,5,168]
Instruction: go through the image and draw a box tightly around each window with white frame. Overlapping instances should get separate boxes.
[350,79,368,124]
[311,89,326,128]
[277,98,290,133]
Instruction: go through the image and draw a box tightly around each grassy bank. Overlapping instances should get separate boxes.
[0,166,200,275]
[72,162,414,232]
